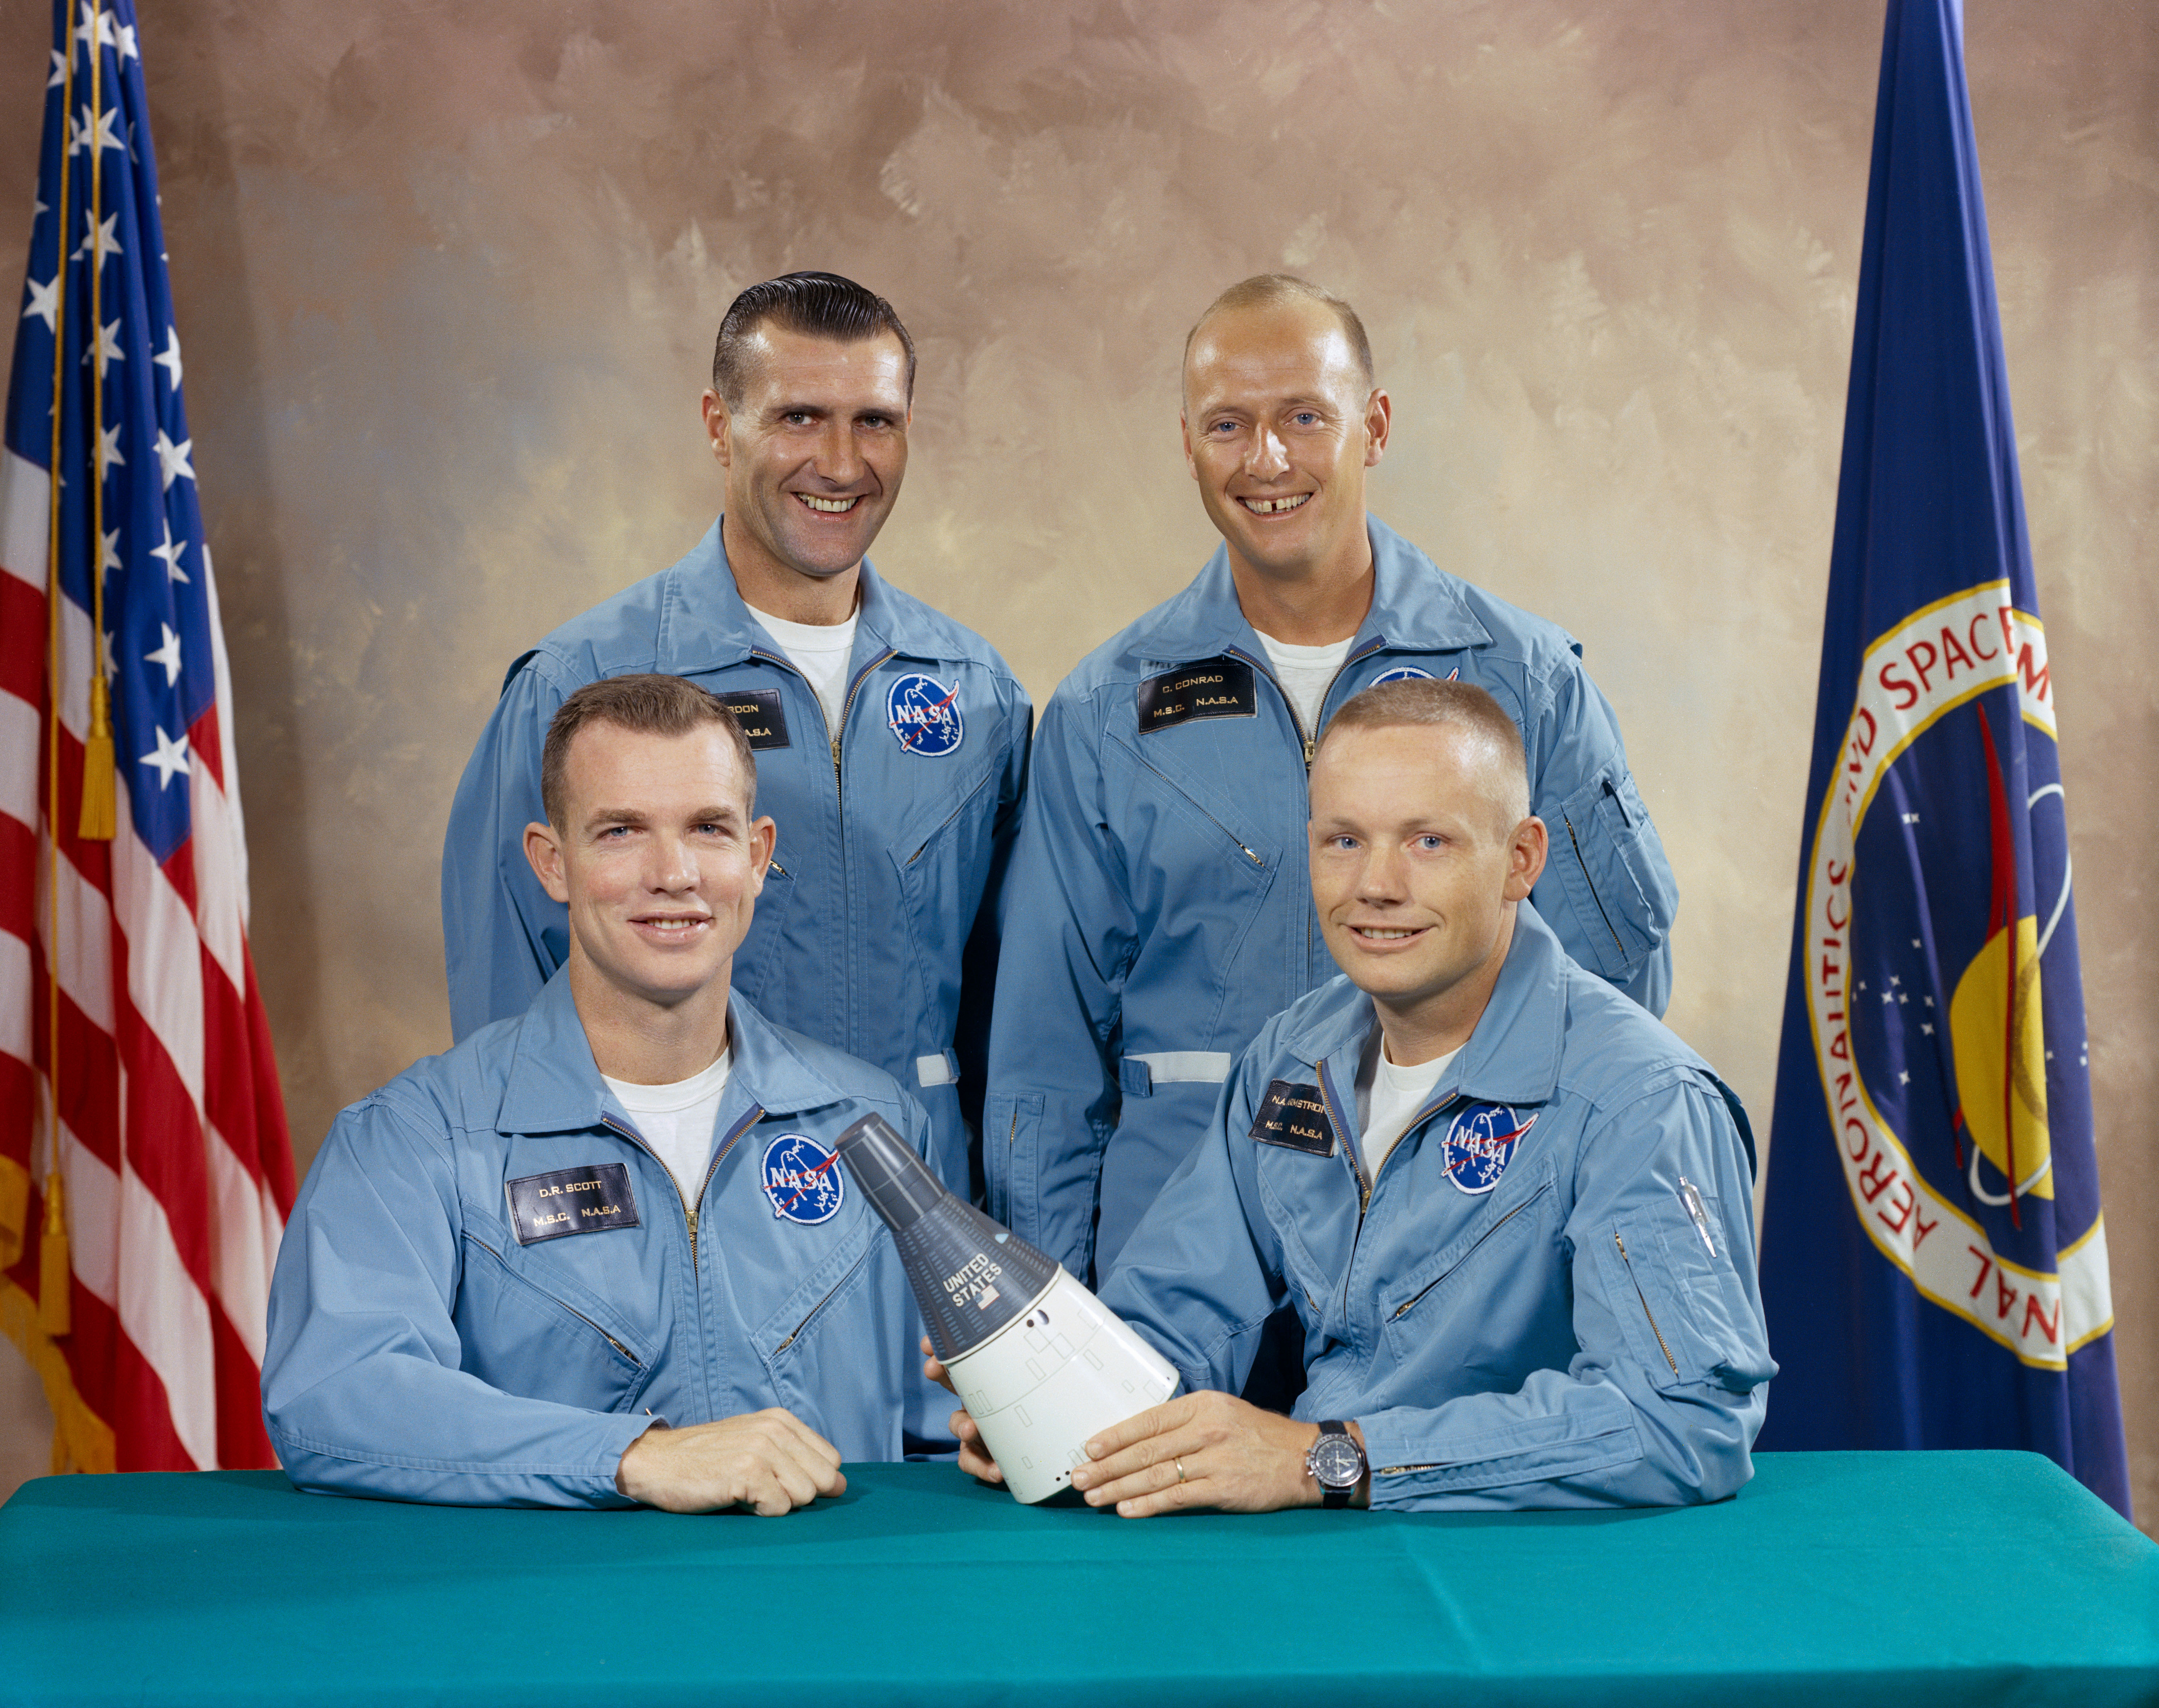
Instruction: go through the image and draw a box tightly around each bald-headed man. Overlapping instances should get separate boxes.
[984,276,1680,1319]
[942,680,1767,1514]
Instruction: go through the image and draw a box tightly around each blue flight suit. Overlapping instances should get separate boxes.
[985,517,1678,1283]
[1099,901,1773,1510]
[263,975,951,1507]
[441,520,1031,1197]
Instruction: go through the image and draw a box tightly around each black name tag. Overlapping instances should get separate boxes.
[506,1164,641,1245]
[1137,656,1257,734]
[720,689,790,751]
[1250,1080,1335,1156]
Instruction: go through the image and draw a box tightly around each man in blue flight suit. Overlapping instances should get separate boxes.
[443,273,1029,1199]
[938,679,1770,1513]
[983,274,1679,1310]
[268,677,949,1510]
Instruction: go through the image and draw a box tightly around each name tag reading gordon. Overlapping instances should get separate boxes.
[1250,1080,1335,1157]
[721,689,790,751]
[506,1164,641,1245]
[1136,656,1258,733]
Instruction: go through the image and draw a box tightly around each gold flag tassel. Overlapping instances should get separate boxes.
[76,12,115,844]
[39,1172,70,1337]
[77,675,116,839]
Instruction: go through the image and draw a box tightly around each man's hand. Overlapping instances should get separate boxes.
[921,1336,1004,1485]
[1070,1391,1364,1517]
[615,1410,846,1514]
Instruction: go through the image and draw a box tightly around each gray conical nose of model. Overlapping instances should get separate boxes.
[835,1112,1060,1360]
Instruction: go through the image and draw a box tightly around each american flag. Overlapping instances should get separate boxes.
[2,0,294,1472]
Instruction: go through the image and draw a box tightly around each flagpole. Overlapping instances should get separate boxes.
[38,0,78,1342]
[78,2,114,846]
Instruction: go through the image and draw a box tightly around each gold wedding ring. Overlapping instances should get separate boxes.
[1175,1457,1188,1483]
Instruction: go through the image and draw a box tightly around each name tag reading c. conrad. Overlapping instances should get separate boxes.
[1250,1080,1335,1157]
[720,689,790,751]
[1136,655,1258,733]
[506,1163,641,1244]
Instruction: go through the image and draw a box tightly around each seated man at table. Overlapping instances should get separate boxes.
[937,678,1774,1514]
[265,674,948,1511]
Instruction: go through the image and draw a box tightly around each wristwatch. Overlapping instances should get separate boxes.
[1306,1420,1365,1508]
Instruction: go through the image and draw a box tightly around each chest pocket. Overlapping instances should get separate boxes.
[455,1228,655,1415]
[1378,1174,1560,1375]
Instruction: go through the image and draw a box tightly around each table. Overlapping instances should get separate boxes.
[3,1452,2155,1707]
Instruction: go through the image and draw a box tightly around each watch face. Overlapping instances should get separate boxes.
[1309,1432,1363,1489]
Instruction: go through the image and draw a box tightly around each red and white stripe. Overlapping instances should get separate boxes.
[1,444,294,1472]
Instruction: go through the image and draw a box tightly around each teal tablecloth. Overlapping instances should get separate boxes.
[3,1452,2154,1706]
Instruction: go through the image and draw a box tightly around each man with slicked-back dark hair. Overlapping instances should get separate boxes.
[444,273,1030,1203]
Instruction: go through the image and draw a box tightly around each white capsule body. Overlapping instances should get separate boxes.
[944,1267,1179,1505]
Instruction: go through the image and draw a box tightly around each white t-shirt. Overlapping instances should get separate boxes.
[750,605,859,738]
[1252,629,1354,742]
[1356,1034,1460,1183]
[603,1048,733,1206]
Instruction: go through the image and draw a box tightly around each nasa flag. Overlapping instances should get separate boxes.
[1756,0,2129,1518]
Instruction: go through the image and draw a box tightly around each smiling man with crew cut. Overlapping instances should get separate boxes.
[270,675,950,1510]
[445,273,1029,1203]
[984,277,1682,1393]
[941,678,1770,1515]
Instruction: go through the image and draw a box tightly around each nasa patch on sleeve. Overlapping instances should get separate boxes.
[1440,1104,1539,1195]
[1248,1080,1335,1157]
[719,689,790,750]
[761,1133,847,1223]
[1137,656,1257,734]
[887,673,965,756]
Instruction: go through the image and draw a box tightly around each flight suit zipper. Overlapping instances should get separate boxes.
[1226,639,1386,983]
[1612,1231,1680,1376]
[750,643,896,1055]
[602,1106,763,1271]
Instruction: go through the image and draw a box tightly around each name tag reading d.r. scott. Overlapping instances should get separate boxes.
[506,1164,641,1245]
[1137,656,1257,734]
[1250,1080,1335,1157]
[719,689,790,751]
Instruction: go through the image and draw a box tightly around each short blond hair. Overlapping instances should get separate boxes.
[1316,678,1530,827]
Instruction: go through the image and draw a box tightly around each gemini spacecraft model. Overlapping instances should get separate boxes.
[834,1112,1179,1504]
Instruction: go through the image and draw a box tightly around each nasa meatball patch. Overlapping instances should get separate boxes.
[1370,665,1436,685]
[761,1133,846,1224]
[1440,1104,1539,1195]
[887,673,965,756]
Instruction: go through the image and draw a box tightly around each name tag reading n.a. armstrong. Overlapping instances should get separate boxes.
[1136,655,1258,734]
[1250,1080,1336,1157]
[506,1163,641,1245]
[720,689,790,751]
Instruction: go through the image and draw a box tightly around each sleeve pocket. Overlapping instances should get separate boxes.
[1543,767,1677,984]
[1601,1195,1776,1395]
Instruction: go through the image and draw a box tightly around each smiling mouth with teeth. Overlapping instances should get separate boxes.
[797,493,862,513]
[1352,926,1423,940]
[1238,493,1311,515]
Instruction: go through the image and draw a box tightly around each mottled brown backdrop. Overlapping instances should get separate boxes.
[0,0,2152,1523]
